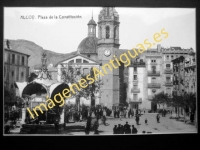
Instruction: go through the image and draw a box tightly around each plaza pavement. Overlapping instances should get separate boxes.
[66,113,197,135]
[7,113,197,135]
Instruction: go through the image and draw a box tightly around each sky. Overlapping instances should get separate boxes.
[4,7,196,53]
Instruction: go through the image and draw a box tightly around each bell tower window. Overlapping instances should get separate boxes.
[106,26,110,39]
[114,26,117,39]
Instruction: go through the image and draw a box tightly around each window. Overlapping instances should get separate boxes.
[133,84,138,89]
[22,56,24,65]
[99,26,102,39]
[166,77,170,82]
[133,94,138,100]
[83,60,89,63]
[12,71,14,77]
[106,26,110,39]
[21,72,24,79]
[114,26,117,39]
[76,59,81,63]
[134,75,137,80]
[151,60,156,63]
[166,55,169,60]
[12,54,15,64]
[134,67,137,72]
[151,77,156,83]
[171,55,174,60]
[83,68,89,75]
[91,28,93,32]
[152,66,156,73]
[166,64,170,69]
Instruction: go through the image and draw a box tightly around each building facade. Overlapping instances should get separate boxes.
[4,43,30,95]
[127,44,194,111]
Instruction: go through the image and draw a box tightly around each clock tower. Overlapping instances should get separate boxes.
[97,7,121,109]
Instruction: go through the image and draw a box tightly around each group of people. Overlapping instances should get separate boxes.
[65,106,112,123]
[113,122,138,134]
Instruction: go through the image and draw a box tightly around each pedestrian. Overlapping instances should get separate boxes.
[124,122,131,134]
[54,120,59,134]
[114,109,116,118]
[116,124,121,134]
[120,108,123,121]
[131,125,138,134]
[120,125,124,134]
[145,118,148,125]
[117,109,120,118]
[124,109,127,118]
[101,115,107,125]
[113,125,117,134]
[128,109,131,118]
[131,109,134,118]
[85,117,91,135]
[136,109,138,116]
[190,112,194,122]
[135,114,140,125]
[156,113,160,123]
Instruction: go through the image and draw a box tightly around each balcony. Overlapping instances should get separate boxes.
[131,88,140,93]
[131,62,146,67]
[164,68,173,74]
[165,82,173,86]
[132,79,138,83]
[147,71,160,76]
[150,62,157,65]
[148,83,161,88]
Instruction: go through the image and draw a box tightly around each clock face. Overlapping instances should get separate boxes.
[104,49,111,57]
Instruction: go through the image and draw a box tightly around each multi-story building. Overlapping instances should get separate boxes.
[127,44,194,112]
[4,41,30,96]
[184,51,196,94]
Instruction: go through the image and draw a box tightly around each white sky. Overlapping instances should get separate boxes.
[4,7,196,53]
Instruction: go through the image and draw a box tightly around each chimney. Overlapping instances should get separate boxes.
[157,44,161,52]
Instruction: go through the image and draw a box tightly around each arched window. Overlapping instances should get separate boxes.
[106,26,110,39]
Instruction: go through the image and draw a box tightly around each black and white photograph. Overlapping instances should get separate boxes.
[3,7,197,135]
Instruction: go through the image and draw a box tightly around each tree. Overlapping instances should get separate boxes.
[58,65,103,111]
[150,92,169,110]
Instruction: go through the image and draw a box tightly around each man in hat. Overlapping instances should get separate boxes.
[131,125,138,134]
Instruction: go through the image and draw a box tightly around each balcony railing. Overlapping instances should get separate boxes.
[131,62,146,67]
[131,88,140,93]
[148,83,161,88]
[164,68,173,74]
[165,82,173,86]
[147,71,160,76]
[150,62,157,65]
